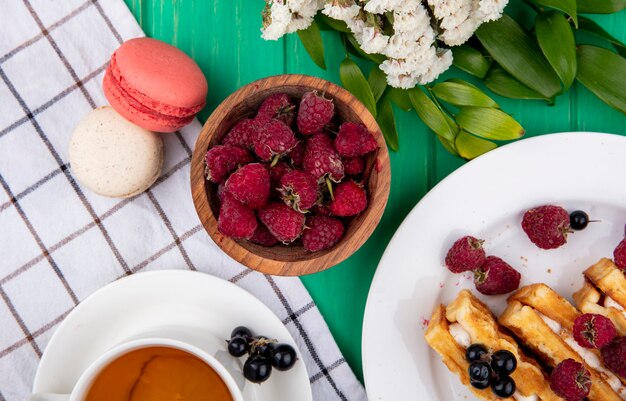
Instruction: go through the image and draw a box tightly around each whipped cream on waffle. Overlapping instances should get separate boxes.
[605,296,626,312]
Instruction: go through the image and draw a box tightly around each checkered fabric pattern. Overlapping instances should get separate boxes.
[0,1,368,400]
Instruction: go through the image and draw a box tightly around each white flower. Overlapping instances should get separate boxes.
[288,0,323,18]
[478,0,508,21]
[417,49,453,85]
[363,0,407,14]
[322,1,361,21]
[356,26,390,54]
[439,17,480,45]
[286,14,315,32]
[261,1,293,40]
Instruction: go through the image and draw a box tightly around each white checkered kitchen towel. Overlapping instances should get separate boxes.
[0,1,368,400]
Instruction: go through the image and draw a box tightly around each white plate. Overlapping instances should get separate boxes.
[33,270,312,401]
[362,132,626,401]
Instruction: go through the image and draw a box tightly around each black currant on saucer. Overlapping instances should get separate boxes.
[491,350,517,375]
[570,210,590,231]
[466,344,488,363]
[243,355,272,383]
[469,361,492,389]
[227,336,249,357]
[492,375,516,397]
[270,343,297,371]
[231,326,253,339]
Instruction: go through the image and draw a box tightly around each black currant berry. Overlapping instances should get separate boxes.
[231,326,253,339]
[491,350,517,375]
[270,343,297,371]
[243,355,272,383]
[570,210,589,231]
[469,361,492,389]
[492,375,516,397]
[227,336,249,357]
[466,344,488,363]
[251,336,275,358]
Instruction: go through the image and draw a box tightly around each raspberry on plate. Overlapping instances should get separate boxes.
[343,157,365,176]
[550,359,591,401]
[287,141,305,168]
[334,122,378,158]
[601,337,626,379]
[329,180,367,217]
[302,215,344,252]
[250,223,279,247]
[224,163,270,210]
[297,90,334,135]
[521,205,571,249]
[303,133,344,183]
[253,119,298,161]
[256,93,295,126]
[258,202,305,244]
[445,236,486,273]
[222,118,261,149]
[218,193,257,239]
[205,145,253,183]
[473,256,521,295]
[573,313,617,349]
[279,170,319,212]
[614,237,626,271]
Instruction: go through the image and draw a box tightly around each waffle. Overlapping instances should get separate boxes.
[499,283,626,400]
[425,289,560,401]
[573,258,626,336]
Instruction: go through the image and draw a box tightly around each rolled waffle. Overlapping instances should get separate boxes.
[499,283,626,400]
[573,258,626,336]
[425,289,560,401]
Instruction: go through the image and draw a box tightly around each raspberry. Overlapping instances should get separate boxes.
[343,157,365,176]
[205,145,253,183]
[573,313,617,349]
[521,205,571,249]
[614,237,626,271]
[474,256,521,295]
[222,118,261,149]
[256,93,295,126]
[302,215,344,252]
[310,204,332,216]
[224,163,270,209]
[334,122,378,157]
[287,141,305,167]
[217,183,226,202]
[267,162,293,191]
[601,337,626,379]
[303,133,344,183]
[279,170,319,212]
[445,236,486,273]
[250,223,279,246]
[328,180,367,217]
[258,202,305,243]
[297,90,334,134]
[218,193,257,239]
[253,120,298,161]
[550,359,591,401]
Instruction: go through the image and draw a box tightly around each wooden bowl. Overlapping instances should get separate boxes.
[190,74,390,276]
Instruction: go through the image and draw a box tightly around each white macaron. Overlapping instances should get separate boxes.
[69,106,164,198]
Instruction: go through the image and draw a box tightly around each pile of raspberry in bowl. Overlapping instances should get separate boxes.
[204,91,379,252]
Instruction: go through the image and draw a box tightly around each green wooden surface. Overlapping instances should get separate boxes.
[123,0,626,384]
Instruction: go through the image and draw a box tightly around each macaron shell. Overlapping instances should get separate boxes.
[113,37,207,110]
[104,65,193,133]
[69,106,164,198]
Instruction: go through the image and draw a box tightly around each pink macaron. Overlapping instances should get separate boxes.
[103,38,208,133]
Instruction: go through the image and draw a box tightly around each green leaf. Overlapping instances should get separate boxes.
[438,135,460,157]
[407,88,455,141]
[376,94,399,151]
[576,45,626,114]
[345,34,386,64]
[315,14,350,32]
[368,67,388,103]
[535,11,576,90]
[387,88,412,111]
[484,65,549,99]
[456,107,525,140]
[476,14,562,98]
[451,45,492,78]
[578,16,626,57]
[577,0,625,13]
[432,81,499,108]
[455,130,498,160]
[531,0,578,26]
[340,58,377,117]
[297,21,326,70]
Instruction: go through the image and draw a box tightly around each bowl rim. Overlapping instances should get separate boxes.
[190,74,391,276]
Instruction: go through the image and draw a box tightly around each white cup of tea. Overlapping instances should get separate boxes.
[29,334,245,401]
